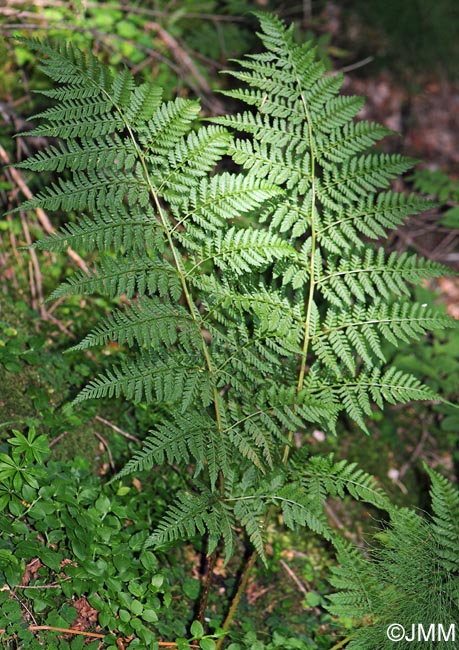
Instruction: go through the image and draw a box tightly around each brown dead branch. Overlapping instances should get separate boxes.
[398,424,431,480]
[49,430,70,448]
[145,21,224,113]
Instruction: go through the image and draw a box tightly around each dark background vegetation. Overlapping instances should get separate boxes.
[0,1,458,648]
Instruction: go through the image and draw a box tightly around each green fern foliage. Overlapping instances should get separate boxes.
[20,15,455,563]
[327,469,459,649]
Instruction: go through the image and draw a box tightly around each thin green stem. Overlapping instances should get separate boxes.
[215,552,257,650]
[313,315,436,340]
[148,186,224,435]
[224,494,309,508]
[295,88,317,393]
[282,81,317,464]
[330,636,352,650]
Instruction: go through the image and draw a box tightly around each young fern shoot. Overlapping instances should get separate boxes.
[19,14,455,571]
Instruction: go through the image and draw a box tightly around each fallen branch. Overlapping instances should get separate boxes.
[399,424,430,480]
[0,624,199,647]
[0,625,105,639]
[49,430,70,448]
[145,21,224,113]
[0,20,215,107]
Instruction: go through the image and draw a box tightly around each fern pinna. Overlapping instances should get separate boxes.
[19,15,454,565]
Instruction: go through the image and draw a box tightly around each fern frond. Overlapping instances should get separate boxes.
[327,537,380,620]
[233,498,266,563]
[146,488,236,562]
[21,19,457,569]
[19,167,148,214]
[124,83,163,123]
[320,154,416,207]
[15,135,134,173]
[212,111,310,150]
[29,98,116,135]
[313,300,454,373]
[116,413,226,490]
[301,455,392,511]
[305,367,439,433]
[318,121,393,163]
[27,39,111,86]
[334,368,438,431]
[201,279,303,345]
[328,497,459,648]
[222,408,267,473]
[180,173,282,233]
[228,139,311,190]
[140,97,201,157]
[275,484,331,538]
[190,227,294,277]
[213,501,236,563]
[160,126,231,195]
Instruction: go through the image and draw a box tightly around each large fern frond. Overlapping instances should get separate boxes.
[48,256,181,302]
[20,17,456,564]
[31,205,158,253]
[313,300,453,374]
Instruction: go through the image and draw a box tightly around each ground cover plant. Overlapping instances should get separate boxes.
[2,11,459,650]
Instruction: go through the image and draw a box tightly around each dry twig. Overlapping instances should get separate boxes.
[95,415,141,444]
[49,430,70,448]
[0,622,199,647]
[279,559,308,595]
[94,431,116,472]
